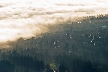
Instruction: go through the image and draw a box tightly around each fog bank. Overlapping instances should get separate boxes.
[0,0,108,43]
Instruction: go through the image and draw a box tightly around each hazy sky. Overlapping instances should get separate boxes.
[0,0,108,43]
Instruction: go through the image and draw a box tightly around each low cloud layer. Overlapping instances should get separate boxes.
[0,0,108,43]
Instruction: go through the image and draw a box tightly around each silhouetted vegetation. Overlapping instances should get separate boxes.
[0,14,108,72]
[0,60,14,72]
